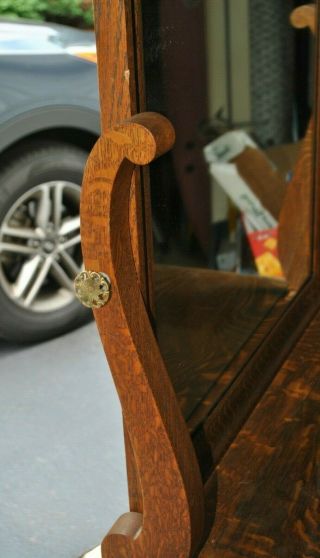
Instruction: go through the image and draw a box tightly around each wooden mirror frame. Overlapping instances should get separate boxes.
[79,2,320,556]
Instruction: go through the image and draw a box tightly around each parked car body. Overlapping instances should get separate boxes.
[0,19,100,342]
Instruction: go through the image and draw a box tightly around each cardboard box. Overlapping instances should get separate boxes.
[204,131,286,278]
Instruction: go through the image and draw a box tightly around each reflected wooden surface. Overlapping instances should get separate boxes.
[144,0,313,406]
[155,265,287,421]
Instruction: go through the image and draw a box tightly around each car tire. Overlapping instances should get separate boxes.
[0,142,91,343]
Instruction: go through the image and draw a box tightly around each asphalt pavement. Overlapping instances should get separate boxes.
[0,322,128,558]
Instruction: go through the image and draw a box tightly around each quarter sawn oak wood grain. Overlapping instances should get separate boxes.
[80,2,320,557]
[80,113,205,558]
[92,0,153,515]
[200,305,320,558]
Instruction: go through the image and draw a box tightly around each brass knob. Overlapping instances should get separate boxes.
[74,270,112,309]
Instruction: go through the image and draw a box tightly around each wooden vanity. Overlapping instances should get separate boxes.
[76,2,320,556]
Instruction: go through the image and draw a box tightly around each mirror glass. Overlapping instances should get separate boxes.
[141,0,314,420]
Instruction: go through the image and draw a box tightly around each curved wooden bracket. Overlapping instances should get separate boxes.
[278,5,316,290]
[80,112,205,558]
[290,5,316,34]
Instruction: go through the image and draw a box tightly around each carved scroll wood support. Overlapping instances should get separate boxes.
[278,5,315,290]
[80,112,205,558]
[290,4,316,34]
[91,0,152,516]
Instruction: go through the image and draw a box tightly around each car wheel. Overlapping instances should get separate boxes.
[0,142,91,343]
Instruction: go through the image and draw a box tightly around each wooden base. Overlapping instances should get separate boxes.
[200,306,320,557]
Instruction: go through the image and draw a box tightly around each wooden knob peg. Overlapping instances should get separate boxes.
[74,270,112,309]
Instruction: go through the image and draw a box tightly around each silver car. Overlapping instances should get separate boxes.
[0,18,99,342]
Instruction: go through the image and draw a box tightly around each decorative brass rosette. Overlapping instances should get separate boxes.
[74,270,111,309]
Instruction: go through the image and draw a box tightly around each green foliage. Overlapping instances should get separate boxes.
[43,0,93,27]
[0,0,93,28]
[0,0,47,20]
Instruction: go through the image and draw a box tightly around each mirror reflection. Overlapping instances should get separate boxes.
[142,0,314,419]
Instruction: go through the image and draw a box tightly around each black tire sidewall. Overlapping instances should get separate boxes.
[0,143,91,343]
